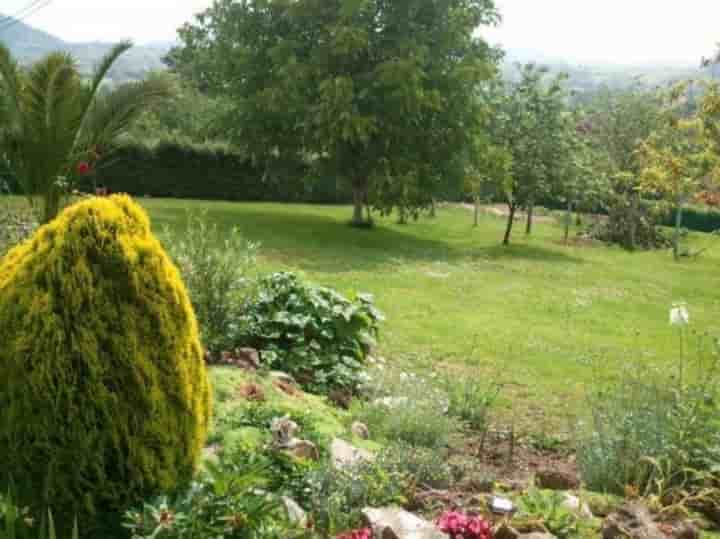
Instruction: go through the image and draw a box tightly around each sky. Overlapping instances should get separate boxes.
[3,0,719,66]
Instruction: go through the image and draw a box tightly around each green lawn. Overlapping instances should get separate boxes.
[139,198,720,429]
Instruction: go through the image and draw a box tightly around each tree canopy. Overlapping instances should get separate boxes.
[169,0,500,225]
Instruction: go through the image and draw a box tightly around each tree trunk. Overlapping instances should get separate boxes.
[351,186,366,226]
[673,202,684,261]
[629,192,639,251]
[398,206,407,225]
[564,200,572,245]
[430,198,437,219]
[503,204,516,245]
[525,200,534,235]
[474,197,480,227]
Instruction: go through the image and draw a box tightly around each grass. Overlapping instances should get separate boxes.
[7,196,720,429]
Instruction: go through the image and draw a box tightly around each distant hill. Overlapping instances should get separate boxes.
[0,17,170,84]
[503,47,717,94]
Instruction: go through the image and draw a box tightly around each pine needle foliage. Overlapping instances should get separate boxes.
[0,195,211,523]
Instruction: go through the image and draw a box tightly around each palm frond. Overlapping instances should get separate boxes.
[73,41,133,151]
[78,76,173,155]
[0,42,24,130]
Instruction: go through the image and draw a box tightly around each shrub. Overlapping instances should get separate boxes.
[352,370,456,449]
[440,371,501,434]
[240,272,383,394]
[0,195,211,525]
[93,139,350,203]
[577,334,720,497]
[124,454,312,539]
[305,459,408,536]
[378,443,453,490]
[162,212,258,354]
[516,488,581,539]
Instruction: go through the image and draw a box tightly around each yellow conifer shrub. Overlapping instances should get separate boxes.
[0,195,211,520]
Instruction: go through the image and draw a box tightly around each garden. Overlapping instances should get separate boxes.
[3,1,720,538]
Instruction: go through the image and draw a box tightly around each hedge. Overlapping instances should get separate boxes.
[661,205,720,234]
[92,140,352,203]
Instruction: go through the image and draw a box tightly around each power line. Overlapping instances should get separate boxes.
[0,0,46,24]
[0,0,53,32]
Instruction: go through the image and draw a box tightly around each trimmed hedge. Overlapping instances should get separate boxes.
[93,140,352,203]
[661,205,720,234]
[0,195,211,525]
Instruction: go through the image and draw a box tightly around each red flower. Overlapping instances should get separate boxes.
[77,161,91,176]
[336,528,372,539]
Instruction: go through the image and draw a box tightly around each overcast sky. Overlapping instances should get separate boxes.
[4,0,719,66]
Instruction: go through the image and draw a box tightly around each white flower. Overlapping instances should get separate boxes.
[399,372,409,381]
[670,303,690,326]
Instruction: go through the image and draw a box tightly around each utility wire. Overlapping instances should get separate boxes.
[0,0,53,32]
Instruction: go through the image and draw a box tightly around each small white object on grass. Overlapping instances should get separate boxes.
[670,303,690,326]
[489,496,515,514]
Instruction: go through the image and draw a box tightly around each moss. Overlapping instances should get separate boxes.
[0,195,211,522]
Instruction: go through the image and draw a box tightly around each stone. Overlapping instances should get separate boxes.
[285,439,320,461]
[352,421,371,440]
[518,534,556,539]
[270,416,299,447]
[331,438,374,469]
[562,493,593,519]
[282,496,308,527]
[270,371,297,386]
[362,507,446,539]
[602,503,664,539]
[494,523,520,539]
[534,469,579,490]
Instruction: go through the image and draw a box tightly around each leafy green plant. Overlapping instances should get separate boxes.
[0,492,78,539]
[517,487,580,539]
[239,272,383,394]
[578,330,720,497]
[352,370,456,449]
[377,443,453,490]
[305,459,409,536]
[440,372,501,433]
[163,211,258,354]
[124,454,312,539]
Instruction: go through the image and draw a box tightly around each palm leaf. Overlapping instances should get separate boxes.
[78,76,173,155]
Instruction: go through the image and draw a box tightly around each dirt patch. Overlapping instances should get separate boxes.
[454,430,578,490]
[458,203,558,224]
[238,383,266,402]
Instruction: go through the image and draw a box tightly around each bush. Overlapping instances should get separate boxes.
[352,370,456,449]
[577,336,720,497]
[660,204,720,234]
[124,454,313,539]
[162,212,258,354]
[93,139,351,203]
[239,272,383,394]
[0,195,212,526]
[440,371,501,434]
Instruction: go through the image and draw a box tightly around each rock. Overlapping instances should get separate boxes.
[602,503,664,539]
[494,523,520,539]
[284,439,320,461]
[270,416,299,447]
[233,347,260,369]
[270,371,297,386]
[362,507,446,539]
[562,493,593,519]
[282,497,308,527]
[534,469,579,490]
[331,438,374,469]
[352,421,370,440]
[659,521,699,539]
[518,534,556,539]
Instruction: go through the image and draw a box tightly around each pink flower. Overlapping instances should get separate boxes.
[437,511,492,539]
[336,528,372,539]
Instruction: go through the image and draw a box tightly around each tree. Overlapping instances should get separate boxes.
[481,65,569,245]
[0,42,171,223]
[464,137,512,227]
[639,84,720,260]
[170,0,499,226]
[584,86,663,249]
